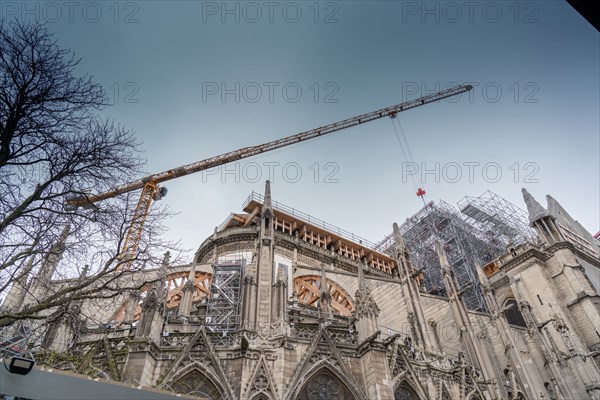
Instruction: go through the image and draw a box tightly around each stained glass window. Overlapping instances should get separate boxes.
[171,369,222,400]
[296,369,355,400]
[394,381,421,400]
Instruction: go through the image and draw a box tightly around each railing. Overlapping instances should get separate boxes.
[373,232,395,253]
[242,192,380,251]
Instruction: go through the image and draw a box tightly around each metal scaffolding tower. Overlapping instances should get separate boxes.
[0,320,37,361]
[205,261,243,333]
[397,201,502,311]
[458,190,536,247]
[374,191,536,312]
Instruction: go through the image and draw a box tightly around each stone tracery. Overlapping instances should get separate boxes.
[296,369,356,400]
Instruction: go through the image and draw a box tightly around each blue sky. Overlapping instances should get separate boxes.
[4,1,598,259]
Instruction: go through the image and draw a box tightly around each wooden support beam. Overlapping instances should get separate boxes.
[243,206,260,226]
[334,239,342,251]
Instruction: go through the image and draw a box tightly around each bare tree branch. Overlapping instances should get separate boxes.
[0,21,179,329]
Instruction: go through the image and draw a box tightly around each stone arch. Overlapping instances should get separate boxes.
[293,274,355,316]
[293,366,360,400]
[495,286,517,307]
[166,362,227,400]
[394,380,422,400]
[502,298,527,327]
[250,394,273,400]
[285,328,366,400]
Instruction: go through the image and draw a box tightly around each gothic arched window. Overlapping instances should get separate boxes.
[394,381,421,400]
[503,299,527,328]
[171,369,222,400]
[296,369,355,400]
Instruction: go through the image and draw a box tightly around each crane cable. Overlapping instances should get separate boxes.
[390,116,424,198]
[389,116,444,297]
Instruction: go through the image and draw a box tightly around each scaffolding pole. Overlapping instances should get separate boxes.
[376,191,535,312]
[458,190,536,247]
[399,201,495,311]
[205,261,243,333]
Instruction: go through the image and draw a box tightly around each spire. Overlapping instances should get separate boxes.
[161,251,171,277]
[319,265,332,320]
[357,262,366,292]
[393,222,405,256]
[434,242,496,382]
[354,264,379,319]
[394,225,437,353]
[136,287,163,340]
[522,188,549,224]
[473,260,491,293]
[354,264,380,341]
[434,241,451,272]
[20,257,35,283]
[253,180,276,334]
[81,265,89,279]
[157,251,170,301]
[263,180,272,211]
[393,222,409,279]
[39,224,71,282]
[55,224,71,242]
[52,224,71,257]
[3,258,35,312]
[435,241,460,297]
[320,265,328,295]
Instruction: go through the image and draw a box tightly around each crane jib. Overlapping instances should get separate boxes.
[67,84,471,206]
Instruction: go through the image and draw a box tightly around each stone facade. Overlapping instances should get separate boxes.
[3,183,600,400]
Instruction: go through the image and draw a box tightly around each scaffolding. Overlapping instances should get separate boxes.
[374,192,536,312]
[397,201,504,311]
[0,320,37,361]
[458,190,536,247]
[205,261,243,333]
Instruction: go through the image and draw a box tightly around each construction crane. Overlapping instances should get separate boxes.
[67,84,473,269]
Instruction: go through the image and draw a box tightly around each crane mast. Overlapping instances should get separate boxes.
[68,84,472,269]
